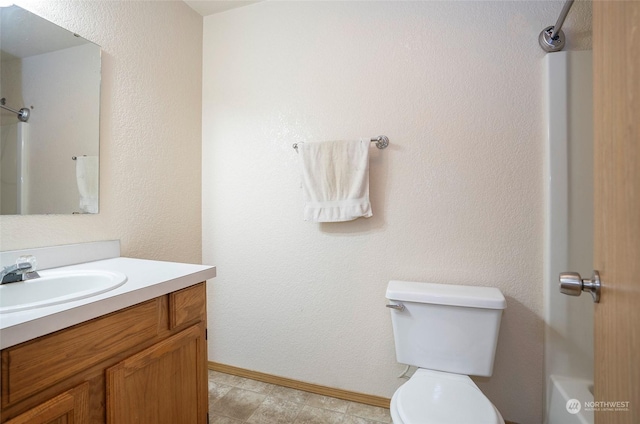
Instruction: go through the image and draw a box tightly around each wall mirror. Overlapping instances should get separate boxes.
[0,4,101,215]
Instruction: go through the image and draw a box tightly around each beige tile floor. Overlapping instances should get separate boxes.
[208,370,392,424]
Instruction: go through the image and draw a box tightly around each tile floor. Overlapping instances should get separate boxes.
[208,370,392,424]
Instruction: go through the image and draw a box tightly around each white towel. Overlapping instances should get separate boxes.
[298,139,372,222]
[75,156,99,213]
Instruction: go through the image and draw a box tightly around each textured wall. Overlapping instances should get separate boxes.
[202,2,591,423]
[0,1,203,262]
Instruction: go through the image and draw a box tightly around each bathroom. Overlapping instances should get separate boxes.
[0,1,636,424]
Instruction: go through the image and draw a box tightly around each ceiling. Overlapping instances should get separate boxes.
[183,1,263,16]
[0,5,90,59]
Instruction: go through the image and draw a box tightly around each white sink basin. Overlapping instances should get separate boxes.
[0,270,127,314]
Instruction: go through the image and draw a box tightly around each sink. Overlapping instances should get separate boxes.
[0,270,127,314]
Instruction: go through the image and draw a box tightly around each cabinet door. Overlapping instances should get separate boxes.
[106,324,207,424]
[4,383,89,424]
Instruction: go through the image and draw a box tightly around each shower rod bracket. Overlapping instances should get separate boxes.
[539,0,574,53]
[16,108,30,123]
[539,26,566,53]
[0,98,30,122]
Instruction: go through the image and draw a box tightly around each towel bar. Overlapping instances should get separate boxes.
[293,136,389,152]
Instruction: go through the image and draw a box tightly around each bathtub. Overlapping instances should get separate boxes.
[546,375,594,424]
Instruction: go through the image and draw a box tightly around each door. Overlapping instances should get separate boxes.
[4,383,89,424]
[106,324,208,424]
[593,1,640,423]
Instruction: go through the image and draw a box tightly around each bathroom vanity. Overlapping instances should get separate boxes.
[0,242,216,424]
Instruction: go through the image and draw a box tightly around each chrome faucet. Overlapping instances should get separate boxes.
[1,256,40,284]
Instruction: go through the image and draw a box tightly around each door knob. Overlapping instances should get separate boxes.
[559,270,601,303]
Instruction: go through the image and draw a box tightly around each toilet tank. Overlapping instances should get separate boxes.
[386,280,506,377]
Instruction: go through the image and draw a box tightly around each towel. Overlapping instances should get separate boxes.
[75,156,99,213]
[298,139,372,222]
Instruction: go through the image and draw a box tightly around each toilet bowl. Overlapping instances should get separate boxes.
[386,280,507,424]
[390,369,505,424]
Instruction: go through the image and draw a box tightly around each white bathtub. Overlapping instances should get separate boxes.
[546,375,594,424]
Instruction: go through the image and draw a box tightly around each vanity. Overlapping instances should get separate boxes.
[0,5,216,421]
[0,241,216,424]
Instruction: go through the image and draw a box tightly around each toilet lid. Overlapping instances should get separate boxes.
[395,369,500,424]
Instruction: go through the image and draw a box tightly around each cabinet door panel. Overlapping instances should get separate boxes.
[106,324,207,424]
[4,382,89,424]
[3,299,160,405]
[169,283,206,329]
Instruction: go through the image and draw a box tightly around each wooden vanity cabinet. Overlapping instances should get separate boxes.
[0,282,208,424]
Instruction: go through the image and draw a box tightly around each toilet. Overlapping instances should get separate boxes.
[386,280,507,424]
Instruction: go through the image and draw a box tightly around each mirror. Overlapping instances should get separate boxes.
[0,4,101,215]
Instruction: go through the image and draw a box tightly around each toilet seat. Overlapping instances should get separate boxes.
[391,369,504,424]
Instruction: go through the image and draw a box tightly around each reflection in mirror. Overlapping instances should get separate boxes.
[0,4,101,215]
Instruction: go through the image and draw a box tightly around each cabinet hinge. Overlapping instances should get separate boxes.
[207,412,210,424]
[206,328,208,340]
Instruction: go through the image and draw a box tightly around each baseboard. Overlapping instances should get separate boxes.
[208,362,391,409]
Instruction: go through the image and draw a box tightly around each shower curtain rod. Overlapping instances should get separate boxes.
[539,0,574,52]
[0,98,30,122]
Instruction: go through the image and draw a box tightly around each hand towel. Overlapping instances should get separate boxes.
[75,156,99,213]
[298,139,372,222]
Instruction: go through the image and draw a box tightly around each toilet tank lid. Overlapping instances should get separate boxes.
[386,280,506,309]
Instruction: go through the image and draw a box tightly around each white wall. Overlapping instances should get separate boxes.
[0,0,203,263]
[0,57,24,127]
[1,123,20,214]
[202,2,592,423]
[21,44,100,214]
[0,57,24,214]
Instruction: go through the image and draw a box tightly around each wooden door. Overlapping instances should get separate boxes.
[593,1,640,423]
[106,324,207,424]
[4,383,89,424]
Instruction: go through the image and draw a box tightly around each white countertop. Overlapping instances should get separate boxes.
[0,257,216,349]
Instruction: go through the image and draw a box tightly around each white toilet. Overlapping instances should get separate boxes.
[386,280,507,424]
